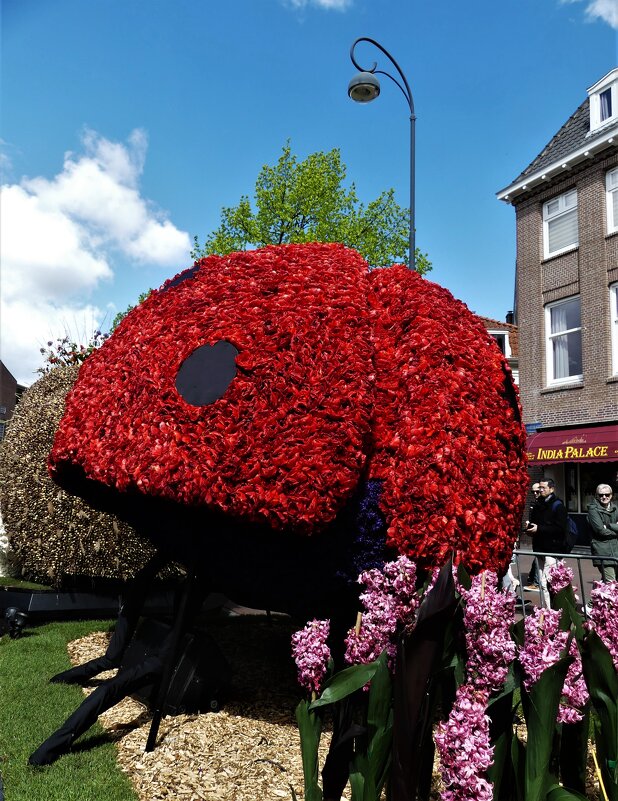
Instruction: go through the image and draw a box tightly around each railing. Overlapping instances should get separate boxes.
[510,548,618,616]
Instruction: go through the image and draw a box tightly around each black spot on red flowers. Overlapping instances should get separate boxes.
[175,340,239,406]
[162,264,200,291]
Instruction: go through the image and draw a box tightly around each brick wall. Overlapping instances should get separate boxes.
[514,150,618,428]
[0,363,18,424]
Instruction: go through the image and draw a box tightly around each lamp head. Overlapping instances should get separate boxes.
[348,71,380,103]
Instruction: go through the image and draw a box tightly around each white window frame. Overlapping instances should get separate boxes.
[589,70,618,132]
[543,190,578,259]
[487,330,511,358]
[607,168,618,235]
[611,283,618,376]
[545,296,583,385]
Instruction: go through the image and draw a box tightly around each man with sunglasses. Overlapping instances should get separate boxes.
[587,484,618,581]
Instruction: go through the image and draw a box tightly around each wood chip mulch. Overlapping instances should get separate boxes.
[67,615,342,801]
[67,617,603,801]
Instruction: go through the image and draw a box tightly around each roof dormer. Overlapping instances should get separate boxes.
[588,68,618,133]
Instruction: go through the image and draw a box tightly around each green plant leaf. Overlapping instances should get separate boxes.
[310,661,379,709]
[366,652,393,798]
[487,690,515,800]
[295,699,323,801]
[559,705,590,796]
[522,655,573,801]
[348,763,366,801]
[546,782,588,800]
[581,631,618,796]
[551,585,585,641]
[456,561,472,591]
[510,728,526,801]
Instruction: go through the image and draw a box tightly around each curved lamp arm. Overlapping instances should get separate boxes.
[348,37,417,271]
[350,37,415,118]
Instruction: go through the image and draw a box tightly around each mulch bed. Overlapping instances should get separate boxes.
[68,615,343,800]
[67,615,603,800]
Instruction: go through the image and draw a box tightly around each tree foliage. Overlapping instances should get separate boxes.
[192,142,430,273]
[110,290,153,332]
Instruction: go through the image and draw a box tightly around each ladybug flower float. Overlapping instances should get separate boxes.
[30,243,528,775]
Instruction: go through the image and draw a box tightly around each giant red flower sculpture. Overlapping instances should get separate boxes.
[49,243,527,575]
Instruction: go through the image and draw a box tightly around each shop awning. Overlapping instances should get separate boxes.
[526,424,618,464]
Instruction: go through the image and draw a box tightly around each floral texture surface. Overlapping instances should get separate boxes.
[367,266,528,571]
[49,243,528,572]
[291,619,331,695]
[435,570,516,801]
[49,244,374,533]
[587,579,618,671]
[519,607,588,724]
[344,554,420,668]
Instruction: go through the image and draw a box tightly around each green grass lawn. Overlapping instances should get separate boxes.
[0,577,52,590]
[0,619,139,801]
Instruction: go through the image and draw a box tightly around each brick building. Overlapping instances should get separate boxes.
[0,361,24,440]
[477,315,519,385]
[497,68,618,533]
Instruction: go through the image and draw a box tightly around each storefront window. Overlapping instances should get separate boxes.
[563,461,618,512]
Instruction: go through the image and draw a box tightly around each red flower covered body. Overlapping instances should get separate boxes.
[49,243,528,574]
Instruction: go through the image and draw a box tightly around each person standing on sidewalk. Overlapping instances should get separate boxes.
[526,479,568,607]
[587,483,618,581]
[524,483,543,590]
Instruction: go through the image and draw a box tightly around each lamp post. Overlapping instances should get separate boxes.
[348,37,416,271]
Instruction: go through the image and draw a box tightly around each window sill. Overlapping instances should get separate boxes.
[542,246,579,264]
[541,380,584,394]
[606,229,618,240]
[607,374,618,384]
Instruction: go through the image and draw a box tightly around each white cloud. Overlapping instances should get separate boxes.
[0,129,191,386]
[2,184,112,301]
[559,0,618,28]
[585,0,618,28]
[285,0,352,10]
[21,128,188,265]
[0,298,107,387]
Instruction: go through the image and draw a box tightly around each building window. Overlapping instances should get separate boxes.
[609,284,618,375]
[488,331,511,357]
[607,168,618,234]
[589,69,618,131]
[564,461,618,515]
[543,190,578,258]
[600,87,613,121]
[545,296,582,384]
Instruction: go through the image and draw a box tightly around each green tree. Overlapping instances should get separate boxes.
[110,290,153,331]
[192,142,430,273]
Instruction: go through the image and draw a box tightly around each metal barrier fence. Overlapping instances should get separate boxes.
[510,548,618,616]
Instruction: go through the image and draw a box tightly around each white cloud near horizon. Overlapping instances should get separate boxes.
[560,0,618,28]
[285,0,352,10]
[0,129,191,387]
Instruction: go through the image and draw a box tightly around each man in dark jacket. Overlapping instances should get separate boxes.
[587,483,618,581]
[524,482,543,590]
[527,479,568,606]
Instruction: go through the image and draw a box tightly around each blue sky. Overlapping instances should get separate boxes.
[2,0,618,386]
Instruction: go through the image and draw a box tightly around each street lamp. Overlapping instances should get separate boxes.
[348,37,416,271]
